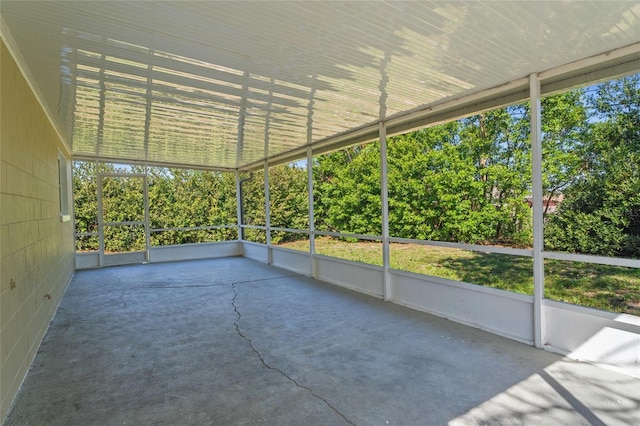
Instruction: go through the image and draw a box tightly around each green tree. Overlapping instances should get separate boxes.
[148,168,238,245]
[269,163,309,244]
[72,75,637,259]
[313,144,382,235]
[73,161,101,251]
[74,163,238,250]
[545,74,640,257]
[541,90,587,216]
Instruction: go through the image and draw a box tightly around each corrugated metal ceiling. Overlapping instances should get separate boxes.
[1,1,639,170]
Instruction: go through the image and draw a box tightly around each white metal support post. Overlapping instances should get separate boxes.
[530,73,545,348]
[380,122,392,301]
[264,161,272,264]
[307,147,317,278]
[236,170,243,241]
[97,173,105,267]
[143,173,151,261]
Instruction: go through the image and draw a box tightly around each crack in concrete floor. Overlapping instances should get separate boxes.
[231,282,355,425]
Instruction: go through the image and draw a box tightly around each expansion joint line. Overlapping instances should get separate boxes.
[230,283,355,426]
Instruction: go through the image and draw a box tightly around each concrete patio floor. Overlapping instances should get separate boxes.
[4,257,640,425]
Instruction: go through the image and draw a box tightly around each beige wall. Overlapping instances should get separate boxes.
[0,39,75,420]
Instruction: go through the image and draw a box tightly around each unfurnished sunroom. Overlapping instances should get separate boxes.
[1,1,640,424]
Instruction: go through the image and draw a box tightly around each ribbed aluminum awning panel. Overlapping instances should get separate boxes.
[2,1,639,169]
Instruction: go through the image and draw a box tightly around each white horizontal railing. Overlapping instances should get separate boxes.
[389,237,533,257]
[149,224,237,233]
[98,172,146,178]
[315,230,382,242]
[239,224,266,230]
[81,223,639,272]
[104,220,144,227]
[75,225,239,252]
[270,226,309,234]
[75,231,97,237]
[543,251,640,268]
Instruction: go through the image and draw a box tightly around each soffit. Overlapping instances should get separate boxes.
[1,1,639,169]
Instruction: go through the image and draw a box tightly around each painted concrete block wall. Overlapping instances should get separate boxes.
[242,242,269,263]
[0,40,75,420]
[149,241,242,264]
[271,247,311,276]
[543,300,640,378]
[391,270,534,344]
[315,256,384,298]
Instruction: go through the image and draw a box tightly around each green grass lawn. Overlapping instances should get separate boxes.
[278,237,640,316]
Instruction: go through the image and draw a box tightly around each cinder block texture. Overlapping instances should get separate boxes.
[1,39,75,421]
